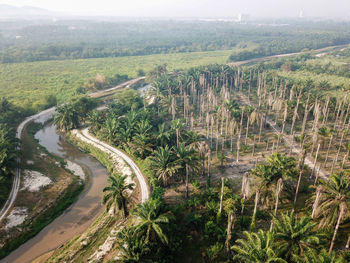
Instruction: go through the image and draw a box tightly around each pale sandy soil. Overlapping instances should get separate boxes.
[21,170,52,192]
[4,207,28,230]
[65,160,86,181]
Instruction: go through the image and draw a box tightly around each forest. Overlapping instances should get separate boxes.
[1,19,350,63]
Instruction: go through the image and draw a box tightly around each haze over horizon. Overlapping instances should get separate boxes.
[0,0,349,18]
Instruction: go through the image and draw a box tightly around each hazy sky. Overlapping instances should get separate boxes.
[0,0,349,18]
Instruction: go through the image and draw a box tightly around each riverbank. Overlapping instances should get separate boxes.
[45,128,149,262]
[0,122,84,261]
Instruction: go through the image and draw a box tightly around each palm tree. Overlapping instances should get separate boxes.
[318,126,332,149]
[311,173,350,253]
[116,226,150,262]
[102,117,119,143]
[174,143,199,198]
[128,134,153,158]
[272,212,321,261]
[133,199,173,245]
[156,123,170,146]
[54,103,79,131]
[250,153,297,208]
[293,248,344,263]
[232,229,287,263]
[148,145,180,186]
[87,110,104,133]
[171,119,184,147]
[102,172,135,218]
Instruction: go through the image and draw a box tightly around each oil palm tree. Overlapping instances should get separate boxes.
[102,117,119,143]
[116,226,150,262]
[311,173,350,253]
[171,119,184,147]
[250,153,297,208]
[127,134,153,159]
[133,199,173,245]
[292,248,344,263]
[148,145,180,186]
[174,143,199,198]
[156,123,170,146]
[54,103,80,131]
[232,229,286,263]
[272,212,321,261]
[87,110,104,133]
[102,172,135,218]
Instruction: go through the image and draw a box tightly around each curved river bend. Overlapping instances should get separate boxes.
[2,123,108,263]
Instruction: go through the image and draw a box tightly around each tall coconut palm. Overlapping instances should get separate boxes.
[272,212,321,261]
[148,145,180,186]
[232,229,286,263]
[133,199,173,245]
[311,173,350,253]
[102,172,135,218]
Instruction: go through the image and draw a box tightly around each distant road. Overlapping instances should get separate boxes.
[228,43,349,66]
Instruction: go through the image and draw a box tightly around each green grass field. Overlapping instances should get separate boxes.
[0,50,233,108]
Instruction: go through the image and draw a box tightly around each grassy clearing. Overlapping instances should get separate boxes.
[0,49,233,108]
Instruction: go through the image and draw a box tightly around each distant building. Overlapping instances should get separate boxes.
[299,10,304,18]
[236,13,249,23]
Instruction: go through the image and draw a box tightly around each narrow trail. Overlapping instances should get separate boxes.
[74,128,150,203]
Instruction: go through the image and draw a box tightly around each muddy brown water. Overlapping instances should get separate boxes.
[2,123,108,263]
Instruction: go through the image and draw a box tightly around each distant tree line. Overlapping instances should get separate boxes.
[1,20,350,63]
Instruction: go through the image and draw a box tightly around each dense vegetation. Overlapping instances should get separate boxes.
[0,98,21,206]
[1,20,350,63]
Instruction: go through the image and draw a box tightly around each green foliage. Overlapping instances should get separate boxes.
[272,212,323,261]
[102,172,135,218]
[232,229,287,263]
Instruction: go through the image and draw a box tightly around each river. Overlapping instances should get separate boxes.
[2,123,108,263]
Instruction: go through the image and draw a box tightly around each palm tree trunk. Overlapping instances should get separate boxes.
[291,89,302,134]
[312,186,322,219]
[294,150,306,209]
[270,178,283,232]
[312,143,321,184]
[207,149,211,186]
[225,211,235,252]
[329,204,345,253]
[185,164,189,199]
[301,93,310,134]
[219,177,224,214]
[323,135,333,168]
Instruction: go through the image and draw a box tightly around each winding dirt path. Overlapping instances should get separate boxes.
[74,128,149,203]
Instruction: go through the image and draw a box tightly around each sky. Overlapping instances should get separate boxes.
[0,0,349,18]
